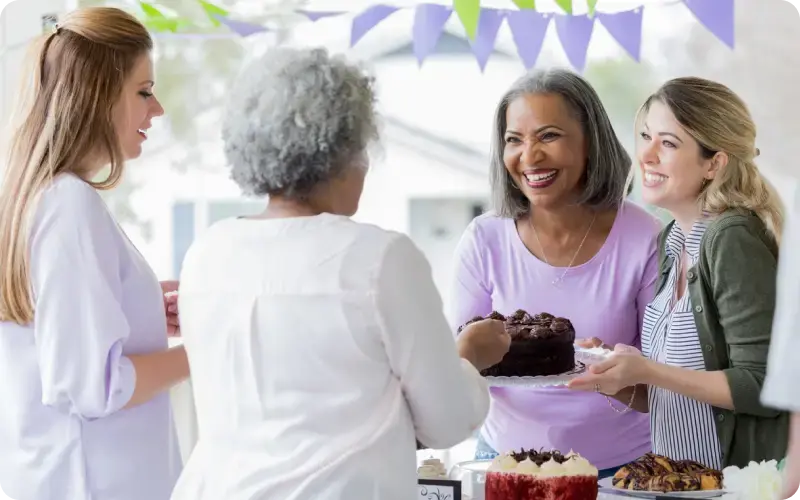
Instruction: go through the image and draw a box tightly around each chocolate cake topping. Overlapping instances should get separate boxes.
[504,312,574,341]
[510,448,572,466]
[457,311,507,334]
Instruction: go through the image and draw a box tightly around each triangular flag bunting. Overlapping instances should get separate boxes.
[139,1,166,19]
[554,0,573,14]
[454,0,481,39]
[506,10,550,69]
[351,5,400,47]
[412,3,453,66]
[198,0,228,27]
[587,0,599,17]
[512,0,536,8]
[470,8,505,72]
[597,8,643,61]
[683,0,735,48]
[555,14,595,72]
[214,15,268,37]
[297,10,345,22]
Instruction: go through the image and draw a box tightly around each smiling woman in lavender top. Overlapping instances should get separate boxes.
[448,68,661,477]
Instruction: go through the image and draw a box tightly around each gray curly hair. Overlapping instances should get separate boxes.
[490,68,631,218]
[222,47,379,197]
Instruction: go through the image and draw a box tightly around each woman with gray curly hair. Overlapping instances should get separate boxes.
[448,68,662,477]
[170,47,510,500]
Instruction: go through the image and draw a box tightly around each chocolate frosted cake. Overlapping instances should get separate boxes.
[459,310,576,377]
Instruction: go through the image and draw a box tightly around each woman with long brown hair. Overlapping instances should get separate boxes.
[0,7,187,500]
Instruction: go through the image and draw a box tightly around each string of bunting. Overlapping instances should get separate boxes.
[137,0,734,73]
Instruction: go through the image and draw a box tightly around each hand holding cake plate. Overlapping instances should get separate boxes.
[459,309,589,388]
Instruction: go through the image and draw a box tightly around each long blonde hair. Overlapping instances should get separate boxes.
[638,77,783,243]
[0,7,152,325]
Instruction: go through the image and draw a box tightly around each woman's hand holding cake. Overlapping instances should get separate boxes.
[456,318,511,372]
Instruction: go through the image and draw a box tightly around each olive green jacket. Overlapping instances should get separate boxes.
[655,210,789,468]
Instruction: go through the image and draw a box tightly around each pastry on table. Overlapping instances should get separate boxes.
[612,453,723,492]
[417,458,447,480]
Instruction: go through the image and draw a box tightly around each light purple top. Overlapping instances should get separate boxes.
[0,174,181,500]
[448,200,661,470]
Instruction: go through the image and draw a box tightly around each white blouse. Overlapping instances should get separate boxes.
[171,213,489,500]
[0,174,181,500]
[762,189,800,412]
[641,218,722,469]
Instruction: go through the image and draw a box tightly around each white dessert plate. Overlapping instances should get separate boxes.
[574,345,614,364]
[598,477,727,498]
[485,362,587,388]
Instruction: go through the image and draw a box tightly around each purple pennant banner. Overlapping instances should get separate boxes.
[555,14,595,73]
[597,8,643,61]
[412,3,453,66]
[506,10,550,69]
[351,4,400,47]
[297,10,345,22]
[683,0,735,48]
[214,15,268,37]
[470,8,505,72]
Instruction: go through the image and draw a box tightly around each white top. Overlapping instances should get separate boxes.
[641,217,722,469]
[762,192,800,412]
[171,213,489,500]
[0,174,181,500]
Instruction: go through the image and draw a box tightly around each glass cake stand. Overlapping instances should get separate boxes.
[448,460,490,500]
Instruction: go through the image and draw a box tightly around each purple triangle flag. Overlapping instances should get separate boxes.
[470,8,505,72]
[506,10,550,69]
[555,14,595,72]
[597,8,643,61]
[351,4,400,47]
[684,0,735,48]
[297,10,345,22]
[214,15,269,37]
[412,3,453,66]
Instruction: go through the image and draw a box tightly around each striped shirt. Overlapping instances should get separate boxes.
[641,217,722,470]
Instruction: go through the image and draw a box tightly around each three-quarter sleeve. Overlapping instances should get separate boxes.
[447,221,493,333]
[29,186,136,420]
[375,234,489,449]
[762,196,800,412]
[707,223,781,418]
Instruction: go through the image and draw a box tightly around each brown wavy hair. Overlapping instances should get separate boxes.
[0,7,152,324]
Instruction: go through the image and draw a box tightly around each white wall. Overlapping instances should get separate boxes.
[0,0,77,135]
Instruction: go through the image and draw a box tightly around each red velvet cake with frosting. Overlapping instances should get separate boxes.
[485,449,598,500]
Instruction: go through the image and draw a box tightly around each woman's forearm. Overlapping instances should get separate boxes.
[642,360,734,410]
[125,345,190,409]
[610,384,650,413]
[788,412,800,456]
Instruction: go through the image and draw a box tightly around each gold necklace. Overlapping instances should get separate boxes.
[529,212,597,287]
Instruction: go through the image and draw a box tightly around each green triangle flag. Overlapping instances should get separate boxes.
[143,17,179,32]
[554,0,573,14]
[198,0,229,26]
[138,1,166,19]
[587,0,598,16]
[512,0,536,8]
[453,0,481,39]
